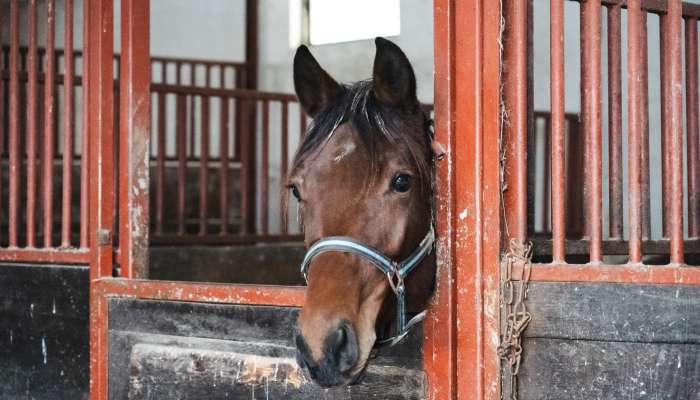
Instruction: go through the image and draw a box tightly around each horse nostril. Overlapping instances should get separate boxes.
[333,324,358,373]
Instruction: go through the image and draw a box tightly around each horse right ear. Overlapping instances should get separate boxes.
[294,45,344,117]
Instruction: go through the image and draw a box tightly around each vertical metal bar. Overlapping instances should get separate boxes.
[608,5,623,240]
[503,0,528,244]
[156,92,165,233]
[628,0,643,264]
[582,0,603,263]
[542,116,551,233]
[43,0,56,248]
[119,0,150,278]
[61,0,74,247]
[0,5,4,237]
[239,98,250,234]
[8,0,20,247]
[280,101,289,234]
[189,65,196,156]
[640,11,651,239]
[686,17,700,238]
[245,0,258,90]
[219,97,229,235]
[176,93,186,235]
[26,0,39,248]
[666,0,684,264]
[79,0,91,249]
[234,72,242,161]
[550,0,566,262]
[86,0,115,279]
[261,100,269,235]
[199,96,209,235]
[660,14,671,238]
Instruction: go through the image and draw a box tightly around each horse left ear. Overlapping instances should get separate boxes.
[372,37,418,111]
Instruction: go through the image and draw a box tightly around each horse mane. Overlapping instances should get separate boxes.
[289,80,432,189]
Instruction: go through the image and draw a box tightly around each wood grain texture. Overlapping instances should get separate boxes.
[108,298,424,399]
[524,282,700,343]
[518,339,700,400]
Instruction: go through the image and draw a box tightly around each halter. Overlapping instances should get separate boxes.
[299,226,435,347]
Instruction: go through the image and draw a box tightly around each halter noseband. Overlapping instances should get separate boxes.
[299,226,435,347]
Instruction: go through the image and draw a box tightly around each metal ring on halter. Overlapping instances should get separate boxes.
[299,226,435,347]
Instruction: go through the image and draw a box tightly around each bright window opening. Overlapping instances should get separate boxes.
[307,0,401,46]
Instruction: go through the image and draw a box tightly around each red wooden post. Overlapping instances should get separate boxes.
[119,0,151,278]
[87,0,115,398]
[426,0,502,398]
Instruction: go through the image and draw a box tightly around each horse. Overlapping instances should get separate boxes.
[289,37,441,387]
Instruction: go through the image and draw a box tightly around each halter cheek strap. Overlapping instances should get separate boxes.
[299,226,435,348]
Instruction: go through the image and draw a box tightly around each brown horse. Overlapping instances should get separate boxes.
[289,38,438,387]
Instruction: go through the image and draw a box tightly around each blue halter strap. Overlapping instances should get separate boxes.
[299,226,435,347]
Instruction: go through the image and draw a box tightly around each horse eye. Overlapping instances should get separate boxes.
[290,185,301,201]
[391,174,412,193]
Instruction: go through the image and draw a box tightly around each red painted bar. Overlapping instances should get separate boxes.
[640,11,651,239]
[0,5,4,235]
[530,263,700,285]
[660,15,671,238]
[61,0,74,247]
[281,101,289,234]
[628,0,643,263]
[156,93,165,233]
[219,97,230,235]
[503,0,528,243]
[239,99,250,234]
[261,100,270,235]
[176,93,187,235]
[119,0,150,278]
[666,0,685,264]
[608,5,624,240]
[43,0,56,248]
[26,0,39,248]
[189,66,196,154]
[199,96,210,235]
[543,117,551,232]
[686,17,700,238]
[551,0,566,262]
[0,248,90,264]
[8,0,19,247]
[582,0,603,263]
[234,72,242,161]
[79,0,91,249]
[85,0,115,279]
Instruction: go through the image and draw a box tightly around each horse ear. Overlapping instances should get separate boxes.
[372,37,418,110]
[294,45,344,117]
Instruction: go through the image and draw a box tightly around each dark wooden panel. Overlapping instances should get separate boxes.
[108,298,424,399]
[518,338,700,400]
[127,343,425,399]
[149,244,305,285]
[0,263,89,400]
[524,282,700,343]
